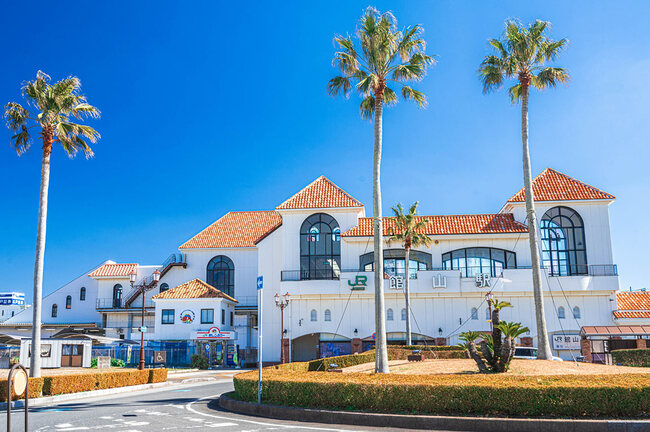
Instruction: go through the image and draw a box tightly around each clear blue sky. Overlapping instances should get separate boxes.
[1,1,648,302]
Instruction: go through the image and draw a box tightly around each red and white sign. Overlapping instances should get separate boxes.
[192,327,237,340]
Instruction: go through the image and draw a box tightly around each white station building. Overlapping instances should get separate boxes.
[4,168,647,364]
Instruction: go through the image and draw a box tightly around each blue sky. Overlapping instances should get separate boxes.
[1,1,648,302]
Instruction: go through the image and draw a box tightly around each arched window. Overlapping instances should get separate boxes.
[442,247,516,277]
[401,308,407,321]
[324,309,332,322]
[471,307,478,320]
[159,283,169,294]
[558,306,565,319]
[540,206,587,276]
[573,306,581,319]
[80,287,86,301]
[386,308,394,321]
[65,295,72,309]
[51,304,58,318]
[360,249,432,279]
[112,284,123,308]
[310,309,317,322]
[486,308,491,320]
[300,214,341,280]
[207,256,234,297]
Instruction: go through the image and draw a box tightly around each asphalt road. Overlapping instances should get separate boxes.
[1,378,433,432]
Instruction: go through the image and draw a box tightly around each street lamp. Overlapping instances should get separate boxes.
[274,292,290,363]
[132,269,160,371]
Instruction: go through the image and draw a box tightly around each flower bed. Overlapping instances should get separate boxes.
[235,364,650,417]
[1,368,168,401]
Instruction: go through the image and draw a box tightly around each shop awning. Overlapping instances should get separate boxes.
[580,326,650,337]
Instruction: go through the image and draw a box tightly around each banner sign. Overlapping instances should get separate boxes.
[193,326,237,340]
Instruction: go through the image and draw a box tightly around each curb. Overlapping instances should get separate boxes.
[218,392,650,432]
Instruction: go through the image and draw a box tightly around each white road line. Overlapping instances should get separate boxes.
[185,394,357,431]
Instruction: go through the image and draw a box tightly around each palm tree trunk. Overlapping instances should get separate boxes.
[373,92,389,374]
[30,137,52,378]
[404,248,411,346]
[521,84,553,360]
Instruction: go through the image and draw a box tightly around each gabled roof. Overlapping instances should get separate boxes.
[179,211,282,249]
[342,213,528,237]
[507,168,615,203]
[276,176,363,210]
[614,292,650,319]
[152,279,237,303]
[88,263,137,278]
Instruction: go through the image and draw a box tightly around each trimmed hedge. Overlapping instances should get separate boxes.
[234,369,650,418]
[390,344,465,352]
[612,349,650,367]
[0,377,44,402]
[1,368,168,400]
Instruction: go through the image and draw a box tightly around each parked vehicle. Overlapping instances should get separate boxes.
[514,347,563,361]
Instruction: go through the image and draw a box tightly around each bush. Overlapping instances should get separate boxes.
[42,369,168,396]
[191,354,209,369]
[148,368,168,383]
[0,377,44,402]
[391,344,465,352]
[612,349,650,367]
[234,370,650,418]
[91,357,126,368]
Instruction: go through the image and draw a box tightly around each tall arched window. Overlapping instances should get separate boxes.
[51,304,58,317]
[573,306,581,319]
[207,256,234,297]
[80,287,86,301]
[386,308,394,321]
[540,206,587,276]
[113,284,123,308]
[558,306,565,319]
[65,295,72,309]
[300,214,341,280]
[471,308,478,320]
[310,309,317,321]
[324,309,332,322]
[159,283,169,294]
[401,308,407,321]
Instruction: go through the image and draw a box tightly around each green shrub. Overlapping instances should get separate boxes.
[392,344,465,352]
[90,357,126,368]
[0,377,44,402]
[612,349,650,367]
[234,370,650,418]
[191,354,209,369]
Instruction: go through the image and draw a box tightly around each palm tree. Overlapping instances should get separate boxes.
[328,7,434,373]
[478,20,569,360]
[388,202,431,346]
[4,71,100,377]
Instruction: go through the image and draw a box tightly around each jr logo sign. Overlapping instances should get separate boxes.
[347,275,367,290]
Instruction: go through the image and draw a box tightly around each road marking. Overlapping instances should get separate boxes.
[185,394,356,431]
[55,424,73,428]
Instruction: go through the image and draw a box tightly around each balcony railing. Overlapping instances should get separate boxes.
[451,264,618,278]
[162,253,186,269]
[96,298,155,309]
[281,269,419,281]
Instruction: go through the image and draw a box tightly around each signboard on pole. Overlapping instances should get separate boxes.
[552,334,581,351]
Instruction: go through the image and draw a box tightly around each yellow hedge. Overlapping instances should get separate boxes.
[43,369,168,396]
[234,370,650,417]
[0,377,44,402]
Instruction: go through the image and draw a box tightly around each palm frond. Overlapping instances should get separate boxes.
[533,67,570,89]
[508,83,522,103]
[359,95,375,119]
[383,87,398,106]
[400,86,427,106]
[328,76,352,97]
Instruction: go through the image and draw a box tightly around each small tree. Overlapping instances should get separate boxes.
[460,298,529,373]
[388,202,431,346]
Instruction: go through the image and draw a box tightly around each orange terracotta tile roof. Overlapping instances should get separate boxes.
[88,263,137,278]
[342,213,528,237]
[507,168,615,203]
[614,292,650,319]
[179,211,282,249]
[153,278,237,303]
[276,176,363,210]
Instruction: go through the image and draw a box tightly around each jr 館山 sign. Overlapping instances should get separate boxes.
[192,326,237,340]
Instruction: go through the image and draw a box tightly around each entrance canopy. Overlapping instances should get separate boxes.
[581,326,650,338]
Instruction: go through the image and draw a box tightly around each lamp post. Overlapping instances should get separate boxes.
[274,292,290,363]
[131,269,160,370]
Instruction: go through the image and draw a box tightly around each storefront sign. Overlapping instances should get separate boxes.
[193,326,237,340]
[389,275,404,290]
[475,274,491,288]
[180,310,195,324]
[347,275,367,290]
[552,334,581,350]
